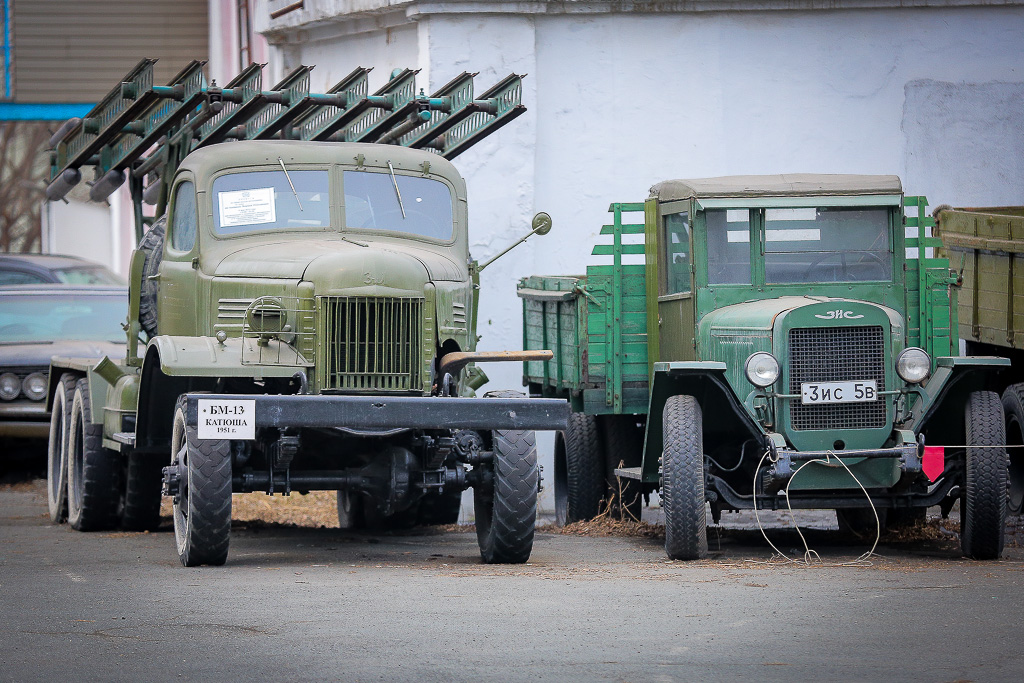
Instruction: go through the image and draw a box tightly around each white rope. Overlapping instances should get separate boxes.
[749,449,881,567]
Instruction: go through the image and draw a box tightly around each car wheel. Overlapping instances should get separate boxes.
[67,378,121,531]
[556,412,605,525]
[170,396,232,566]
[662,395,707,560]
[961,390,1007,560]
[1001,383,1024,516]
[47,373,77,523]
[474,428,539,564]
[121,452,164,531]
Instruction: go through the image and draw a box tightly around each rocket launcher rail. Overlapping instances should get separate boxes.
[46,58,526,237]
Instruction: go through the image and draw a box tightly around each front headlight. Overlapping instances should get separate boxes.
[745,352,780,388]
[896,347,931,384]
[0,373,21,400]
[22,372,47,401]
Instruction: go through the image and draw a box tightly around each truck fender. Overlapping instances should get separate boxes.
[906,356,1010,446]
[639,362,764,484]
[146,335,309,378]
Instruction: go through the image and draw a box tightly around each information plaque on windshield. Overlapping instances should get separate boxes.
[219,187,276,227]
[197,399,256,440]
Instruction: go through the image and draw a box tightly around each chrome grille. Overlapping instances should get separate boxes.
[318,296,423,392]
[788,325,886,430]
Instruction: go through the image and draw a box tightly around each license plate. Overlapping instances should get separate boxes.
[800,381,877,405]
[197,398,256,440]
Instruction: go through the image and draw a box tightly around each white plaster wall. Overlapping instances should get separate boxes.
[282,23,420,92]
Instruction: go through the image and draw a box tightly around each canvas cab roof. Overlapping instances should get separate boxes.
[650,174,903,202]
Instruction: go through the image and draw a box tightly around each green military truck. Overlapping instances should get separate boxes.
[42,59,567,566]
[520,174,1011,560]
[934,205,1024,518]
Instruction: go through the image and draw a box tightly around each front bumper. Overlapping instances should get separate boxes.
[184,393,570,433]
[0,403,49,438]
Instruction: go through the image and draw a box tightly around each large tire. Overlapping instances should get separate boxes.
[46,373,77,523]
[662,395,707,560]
[363,501,420,531]
[137,215,166,338]
[120,452,164,531]
[961,390,1008,560]
[1001,383,1024,516]
[554,412,605,525]
[474,429,539,564]
[170,397,232,566]
[601,414,644,521]
[67,378,121,531]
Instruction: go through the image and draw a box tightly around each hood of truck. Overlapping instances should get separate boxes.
[209,238,461,284]
[698,296,903,337]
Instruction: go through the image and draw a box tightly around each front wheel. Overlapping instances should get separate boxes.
[961,390,1008,560]
[662,395,707,560]
[474,429,539,564]
[170,397,232,567]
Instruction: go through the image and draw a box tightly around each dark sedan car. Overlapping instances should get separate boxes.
[0,253,126,287]
[0,285,127,439]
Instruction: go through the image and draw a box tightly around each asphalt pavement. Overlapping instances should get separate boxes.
[1,480,1022,682]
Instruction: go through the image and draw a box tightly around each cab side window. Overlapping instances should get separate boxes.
[663,212,691,295]
[170,181,197,252]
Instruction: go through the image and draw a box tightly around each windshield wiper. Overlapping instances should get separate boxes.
[387,161,406,219]
[278,157,304,211]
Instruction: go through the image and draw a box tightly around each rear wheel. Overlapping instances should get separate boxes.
[474,429,539,564]
[662,395,707,560]
[46,373,77,523]
[601,414,644,521]
[336,490,365,529]
[67,378,121,531]
[836,507,885,539]
[121,452,164,531]
[170,397,232,566]
[1001,383,1024,516]
[961,390,1007,560]
[555,413,605,525]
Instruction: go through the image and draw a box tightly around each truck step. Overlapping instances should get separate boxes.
[613,467,643,480]
[111,432,136,446]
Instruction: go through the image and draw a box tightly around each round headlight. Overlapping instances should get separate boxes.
[896,347,931,384]
[0,373,21,400]
[22,372,47,401]
[745,352,780,388]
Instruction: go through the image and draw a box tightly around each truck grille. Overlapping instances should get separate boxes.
[317,296,423,392]
[788,325,886,430]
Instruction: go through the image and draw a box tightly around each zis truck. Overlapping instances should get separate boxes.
[520,174,1011,561]
[935,205,1024,518]
[43,59,567,566]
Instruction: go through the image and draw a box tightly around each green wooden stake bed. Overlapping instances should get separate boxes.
[42,59,568,567]
[520,175,1011,561]
[935,205,1024,518]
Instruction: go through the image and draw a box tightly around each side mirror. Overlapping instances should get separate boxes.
[477,212,552,273]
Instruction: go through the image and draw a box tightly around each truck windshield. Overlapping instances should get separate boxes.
[212,170,330,235]
[764,207,891,283]
[343,171,454,240]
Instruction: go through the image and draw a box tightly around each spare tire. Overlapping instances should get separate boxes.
[137,215,166,337]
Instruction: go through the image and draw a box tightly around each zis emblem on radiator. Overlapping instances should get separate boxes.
[814,309,865,320]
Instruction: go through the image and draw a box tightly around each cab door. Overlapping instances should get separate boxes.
[157,176,200,335]
[650,200,696,362]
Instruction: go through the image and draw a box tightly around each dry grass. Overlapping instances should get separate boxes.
[160,490,342,528]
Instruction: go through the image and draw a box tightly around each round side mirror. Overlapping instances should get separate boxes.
[532,212,552,236]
